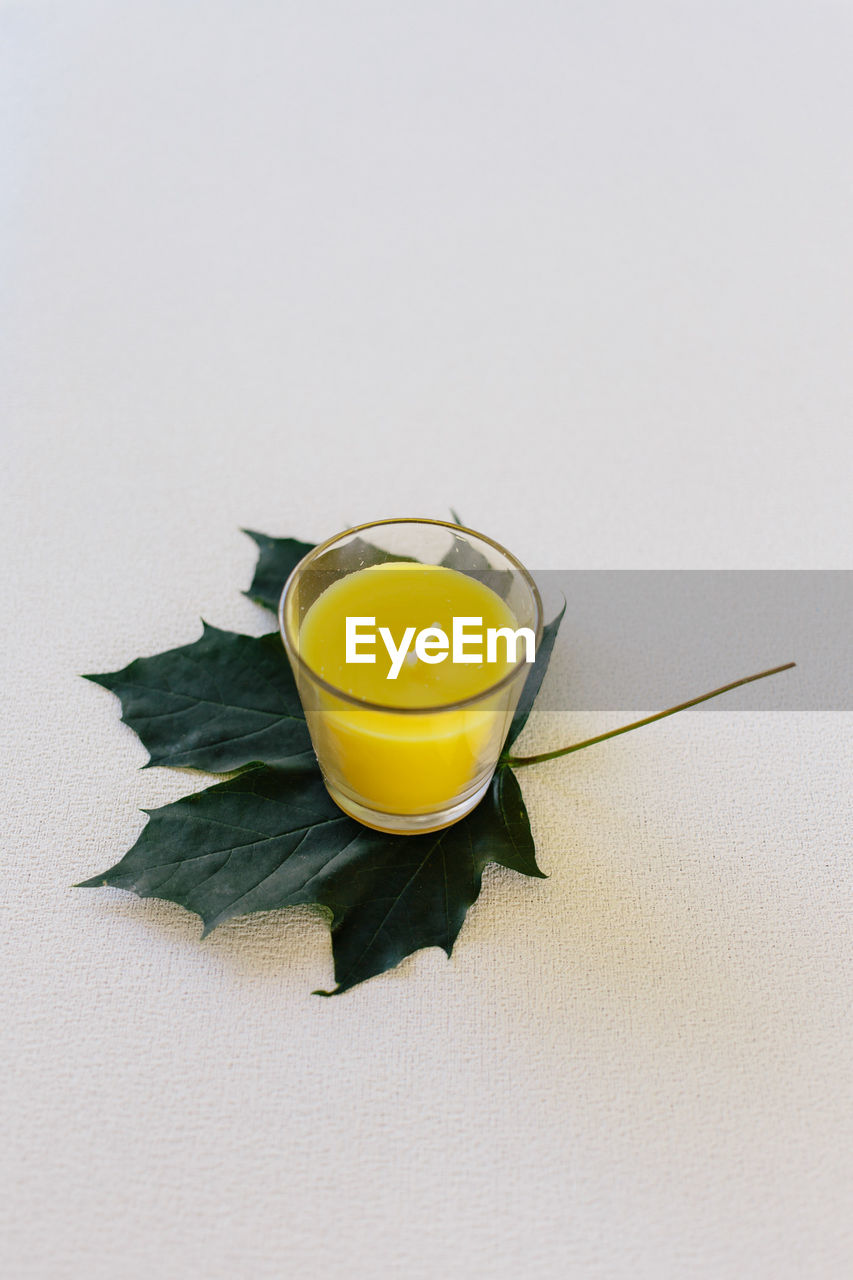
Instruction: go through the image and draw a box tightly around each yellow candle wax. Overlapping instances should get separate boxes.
[297,562,522,820]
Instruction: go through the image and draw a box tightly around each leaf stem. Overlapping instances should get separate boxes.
[503,662,796,768]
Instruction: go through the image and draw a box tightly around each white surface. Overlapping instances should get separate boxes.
[2,3,852,1277]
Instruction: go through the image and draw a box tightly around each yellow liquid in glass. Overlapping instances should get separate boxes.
[298,563,520,817]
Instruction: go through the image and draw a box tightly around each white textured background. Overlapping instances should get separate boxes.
[2,3,852,1277]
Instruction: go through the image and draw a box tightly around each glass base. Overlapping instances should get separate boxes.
[324,775,492,835]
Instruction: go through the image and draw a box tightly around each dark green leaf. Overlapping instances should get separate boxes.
[319,769,544,994]
[484,766,544,880]
[81,522,556,994]
[84,624,314,772]
[242,529,315,612]
[503,600,566,751]
[244,528,422,614]
[78,765,543,995]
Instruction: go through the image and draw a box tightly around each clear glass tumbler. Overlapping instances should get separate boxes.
[279,518,542,834]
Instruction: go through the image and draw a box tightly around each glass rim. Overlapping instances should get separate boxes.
[278,517,544,715]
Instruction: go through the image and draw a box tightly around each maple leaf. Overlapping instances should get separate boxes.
[242,530,314,612]
[84,624,313,772]
[80,527,563,992]
[78,764,543,995]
